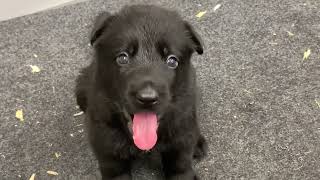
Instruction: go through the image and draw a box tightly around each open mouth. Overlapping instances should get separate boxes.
[127,112,159,151]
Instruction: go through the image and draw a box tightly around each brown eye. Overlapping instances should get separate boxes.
[166,55,179,69]
[116,52,129,65]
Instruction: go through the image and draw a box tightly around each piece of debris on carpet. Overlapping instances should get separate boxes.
[47,171,59,176]
[15,109,24,122]
[29,173,36,180]
[213,4,222,12]
[196,11,207,18]
[286,31,294,36]
[55,152,61,159]
[29,65,41,73]
[303,49,311,60]
[315,99,320,108]
[73,111,84,117]
[75,123,83,127]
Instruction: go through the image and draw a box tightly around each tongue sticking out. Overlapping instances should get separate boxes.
[132,112,158,150]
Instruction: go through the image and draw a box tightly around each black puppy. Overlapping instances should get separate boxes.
[75,5,207,180]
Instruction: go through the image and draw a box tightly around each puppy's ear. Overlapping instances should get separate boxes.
[90,12,113,45]
[184,22,204,55]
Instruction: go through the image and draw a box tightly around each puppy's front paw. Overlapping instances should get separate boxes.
[168,170,199,180]
[102,173,131,180]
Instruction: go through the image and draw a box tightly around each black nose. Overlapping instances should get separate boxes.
[136,86,159,105]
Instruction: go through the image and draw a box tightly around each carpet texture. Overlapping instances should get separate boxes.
[0,0,319,179]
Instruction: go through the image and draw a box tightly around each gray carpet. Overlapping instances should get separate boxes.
[0,0,319,179]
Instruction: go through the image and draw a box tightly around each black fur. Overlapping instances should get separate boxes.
[75,5,207,180]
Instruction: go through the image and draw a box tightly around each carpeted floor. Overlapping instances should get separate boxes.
[0,0,319,179]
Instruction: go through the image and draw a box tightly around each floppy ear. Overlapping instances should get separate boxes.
[184,22,204,55]
[90,12,113,45]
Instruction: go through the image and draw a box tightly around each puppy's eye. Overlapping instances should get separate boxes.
[116,52,129,65]
[166,55,179,69]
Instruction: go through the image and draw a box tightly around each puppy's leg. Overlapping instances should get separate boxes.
[89,123,132,180]
[193,134,208,161]
[98,156,131,180]
[75,66,91,111]
[162,148,198,180]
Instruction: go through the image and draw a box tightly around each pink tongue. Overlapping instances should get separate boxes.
[132,112,158,150]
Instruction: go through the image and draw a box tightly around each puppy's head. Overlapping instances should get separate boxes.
[91,5,203,150]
